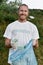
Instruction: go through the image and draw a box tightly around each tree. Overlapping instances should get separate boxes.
[0,0,7,4]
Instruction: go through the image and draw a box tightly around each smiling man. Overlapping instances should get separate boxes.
[18,4,29,22]
[3,4,39,65]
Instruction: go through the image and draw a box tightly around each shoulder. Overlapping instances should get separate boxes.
[6,20,18,29]
[27,21,39,34]
[27,21,37,29]
[7,20,17,27]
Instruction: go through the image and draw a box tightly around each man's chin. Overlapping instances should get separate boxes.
[19,18,26,22]
[20,17,26,20]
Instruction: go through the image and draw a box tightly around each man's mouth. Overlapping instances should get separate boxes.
[20,14,26,16]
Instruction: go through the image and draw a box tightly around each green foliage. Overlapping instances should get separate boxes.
[0,0,7,4]
[0,0,22,23]
[0,2,18,23]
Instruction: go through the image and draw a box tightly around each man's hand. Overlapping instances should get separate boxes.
[11,42,16,49]
[33,39,39,48]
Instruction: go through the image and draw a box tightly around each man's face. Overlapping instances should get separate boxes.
[18,6,29,20]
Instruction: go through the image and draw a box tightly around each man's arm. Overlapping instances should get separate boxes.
[5,38,12,48]
[5,38,16,49]
[33,39,39,48]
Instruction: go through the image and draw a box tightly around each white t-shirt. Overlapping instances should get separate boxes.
[3,20,39,64]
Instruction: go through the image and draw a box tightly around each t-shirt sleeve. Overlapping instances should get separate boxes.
[32,25,39,46]
[3,25,12,39]
[32,25,39,40]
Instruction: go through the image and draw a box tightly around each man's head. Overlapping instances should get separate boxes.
[18,4,29,22]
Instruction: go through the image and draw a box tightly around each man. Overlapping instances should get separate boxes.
[3,4,39,65]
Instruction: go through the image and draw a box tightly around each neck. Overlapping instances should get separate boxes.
[18,19,27,23]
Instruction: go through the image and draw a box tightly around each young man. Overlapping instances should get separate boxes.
[3,4,39,65]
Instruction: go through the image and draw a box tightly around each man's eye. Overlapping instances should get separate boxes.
[20,10,23,11]
[20,10,27,12]
[25,10,27,12]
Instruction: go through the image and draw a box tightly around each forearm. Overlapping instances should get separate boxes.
[33,39,39,48]
[5,43,12,48]
[33,43,39,48]
[5,38,12,48]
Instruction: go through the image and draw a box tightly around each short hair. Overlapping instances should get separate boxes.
[18,4,29,10]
